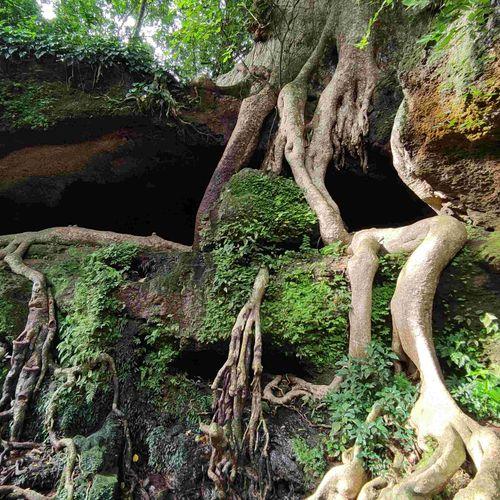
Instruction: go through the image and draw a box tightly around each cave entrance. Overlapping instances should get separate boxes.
[0,121,224,246]
[325,149,434,231]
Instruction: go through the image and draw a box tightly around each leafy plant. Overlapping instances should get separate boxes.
[137,318,180,396]
[292,438,327,485]
[57,243,138,399]
[125,77,178,119]
[315,342,417,476]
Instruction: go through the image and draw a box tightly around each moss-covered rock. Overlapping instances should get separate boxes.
[202,168,318,249]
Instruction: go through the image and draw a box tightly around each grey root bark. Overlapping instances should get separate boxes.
[0,226,190,252]
[0,241,54,442]
[263,11,378,244]
[0,235,137,499]
[202,267,270,499]
[194,84,277,247]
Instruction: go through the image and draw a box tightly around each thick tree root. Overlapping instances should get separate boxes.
[194,84,277,246]
[202,267,270,498]
[308,216,500,499]
[0,226,189,252]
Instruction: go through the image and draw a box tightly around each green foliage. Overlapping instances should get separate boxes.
[137,318,180,396]
[434,244,500,421]
[200,170,319,345]
[57,243,138,397]
[372,253,407,343]
[292,438,327,486]
[408,0,494,59]
[0,23,158,74]
[437,312,499,420]
[125,77,178,119]
[163,0,253,79]
[161,373,212,426]
[358,0,493,61]
[479,230,500,267]
[319,343,417,476]
[262,264,350,369]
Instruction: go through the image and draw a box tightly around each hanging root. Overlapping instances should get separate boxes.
[194,84,277,246]
[265,10,378,244]
[44,354,123,500]
[308,215,500,499]
[0,240,54,443]
[202,267,270,498]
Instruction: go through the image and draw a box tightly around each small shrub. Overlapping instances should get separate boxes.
[292,437,327,486]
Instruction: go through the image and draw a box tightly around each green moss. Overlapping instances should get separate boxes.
[478,230,500,267]
[0,79,132,130]
[262,260,350,369]
[203,169,318,249]
[79,446,106,479]
[0,268,31,343]
[87,474,118,500]
[56,243,138,399]
[146,425,188,473]
[199,170,320,345]
[161,373,211,426]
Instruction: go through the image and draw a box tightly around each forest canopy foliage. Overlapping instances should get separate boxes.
[2,0,493,81]
[0,0,254,79]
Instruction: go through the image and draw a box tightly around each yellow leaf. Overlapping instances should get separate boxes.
[132,454,139,462]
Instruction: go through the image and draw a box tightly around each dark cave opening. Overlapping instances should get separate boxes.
[0,121,224,246]
[171,344,309,381]
[325,149,435,231]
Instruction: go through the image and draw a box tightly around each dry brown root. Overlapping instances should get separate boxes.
[0,241,54,442]
[202,267,270,498]
[44,354,122,500]
[194,84,277,246]
[263,374,342,404]
[309,215,500,499]
[0,226,189,252]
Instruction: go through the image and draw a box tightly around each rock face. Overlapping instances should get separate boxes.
[391,23,500,229]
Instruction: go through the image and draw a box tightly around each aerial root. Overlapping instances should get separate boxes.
[194,84,277,245]
[44,354,124,500]
[307,215,500,499]
[0,240,54,443]
[202,267,270,498]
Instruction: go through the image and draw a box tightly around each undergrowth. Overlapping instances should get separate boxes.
[57,243,138,399]
[309,342,418,477]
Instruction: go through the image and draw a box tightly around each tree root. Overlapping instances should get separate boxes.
[0,226,189,252]
[44,354,124,500]
[0,485,48,500]
[263,374,342,404]
[194,84,277,246]
[0,241,54,442]
[307,215,500,499]
[202,267,270,498]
